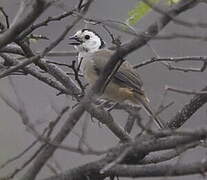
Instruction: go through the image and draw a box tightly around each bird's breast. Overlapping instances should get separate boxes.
[80,58,98,84]
[79,57,137,103]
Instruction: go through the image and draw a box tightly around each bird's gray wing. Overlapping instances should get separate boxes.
[91,49,144,94]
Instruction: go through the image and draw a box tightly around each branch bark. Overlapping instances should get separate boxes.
[41,127,207,180]
[167,85,207,129]
[0,0,50,49]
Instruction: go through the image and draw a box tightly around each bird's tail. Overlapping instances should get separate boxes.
[133,93,164,129]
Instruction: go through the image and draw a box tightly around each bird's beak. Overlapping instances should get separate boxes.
[68,35,82,45]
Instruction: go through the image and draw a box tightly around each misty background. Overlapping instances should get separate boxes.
[1,0,207,179]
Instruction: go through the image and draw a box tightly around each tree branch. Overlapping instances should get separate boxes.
[0,0,50,49]
[166,85,207,129]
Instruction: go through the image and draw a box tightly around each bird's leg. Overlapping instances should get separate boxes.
[96,99,118,112]
[96,99,111,108]
[105,102,118,112]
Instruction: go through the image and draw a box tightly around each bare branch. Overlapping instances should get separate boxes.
[133,56,207,69]
[105,158,207,178]
[40,127,207,180]
[165,85,207,95]
[0,6,9,29]
[19,1,96,178]
[0,45,25,55]
[45,51,77,57]
[17,9,75,40]
[0,55,41,79]
[0,0,50,49]
[0,140,38,170]
[142,0,204,28]
[21,105,85,180]
[167,85,207,129]
[139,141,200,164]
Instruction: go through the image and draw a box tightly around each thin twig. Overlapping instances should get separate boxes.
[0,7,9,28]
[133,56,207,69]
[165,85,207,95]
[0,140,38,169]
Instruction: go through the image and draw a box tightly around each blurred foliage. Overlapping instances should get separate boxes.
[127,0,181,25]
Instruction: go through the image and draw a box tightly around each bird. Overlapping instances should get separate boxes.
[69,29,164,129]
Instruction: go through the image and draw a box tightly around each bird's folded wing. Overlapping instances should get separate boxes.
[91,49,144,94]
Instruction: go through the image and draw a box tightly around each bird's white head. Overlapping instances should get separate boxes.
[69,29,105,53]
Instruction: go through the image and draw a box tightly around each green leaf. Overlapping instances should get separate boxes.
[127,0,181,25]
[127,0,161,25]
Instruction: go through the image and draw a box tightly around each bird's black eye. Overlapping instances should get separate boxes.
[84,35,90,40]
